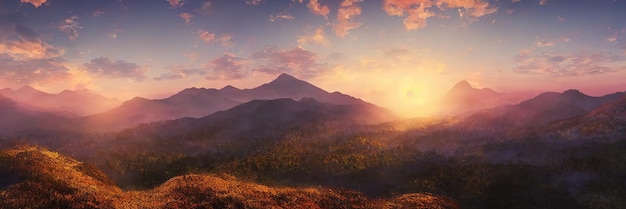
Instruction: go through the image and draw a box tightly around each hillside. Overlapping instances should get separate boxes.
[0,146,458,209]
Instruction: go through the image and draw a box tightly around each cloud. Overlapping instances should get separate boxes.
[206,54,248,80]
[217,34,235,47]
[82,57,146,81]
[197,30,215,43]
[0,13,72,85]
[607,33,618,42]
[539,0,547,5]
[269,12,295,22]
[251,47,329,78]
[20,0,47,7]
[197,30,235,47]
[246,0,263,5]
[196,1,212,15]
[93,9,105,17]
[167,0,183,8]
[334,0,363,38]
[0,54,71,85]
[59,15,81,41]
[154,66,205,80]
[179,12,193,23]
[535,40,554,47]
[382,0,497,30]
[513,50,624,76]
[298,26,330,47]
[307,0,330,18]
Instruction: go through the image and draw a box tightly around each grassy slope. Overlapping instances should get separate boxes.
[0,146,458,209]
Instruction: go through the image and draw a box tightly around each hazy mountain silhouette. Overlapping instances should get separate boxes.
[223,73,367,105]
[82,73,386,131]
[462,89,626,132]
[0,86,121,116]
[0,95,71,136]
[549,94,626,140]
[433,81,522,117]
[118,97,397,149]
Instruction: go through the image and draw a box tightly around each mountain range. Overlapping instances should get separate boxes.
[0,86,121,117]
[432,80,525,117]
[80,73,381,131]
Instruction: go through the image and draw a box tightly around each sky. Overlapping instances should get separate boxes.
[0,0,625,116]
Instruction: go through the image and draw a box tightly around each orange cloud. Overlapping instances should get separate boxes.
[307,0,330,18]
[20,0,47,7]
[0,39,63,60]
[383,0,497,30]
[298,26,330,47]
[334,0,363,38]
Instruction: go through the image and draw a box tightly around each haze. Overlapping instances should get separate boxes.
[1,0,625,117]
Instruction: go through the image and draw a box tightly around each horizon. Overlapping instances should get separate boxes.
[1,0,625,116]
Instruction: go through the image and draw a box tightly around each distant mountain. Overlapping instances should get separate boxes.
[549,94,626,140]
[84,73,388,131]
[432,81,523,117]
[80,91,240,131]
[119,98,396,147]
[461,89,626,134]
[223,73,366,105]
[0,86,121,116]
[0,95,71,136]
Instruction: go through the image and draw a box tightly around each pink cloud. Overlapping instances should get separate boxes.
[514,50,624,76]
[167,0,183,8]
[269,12,295,22]
[246,0,263,5]
[20,0,47,7]
[197,30,216,43]
[382,0,497,30]
[197,30,235,47]
[82,57,146,81]
[59,15,81,41]
[179,12,194,23]
[307,0,330,18]
[0,13,70,85]
[251,47,330,78]
[206,54,248,80]
[334,0,363,38]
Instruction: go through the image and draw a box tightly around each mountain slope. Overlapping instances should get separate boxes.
[549,94,626,140]
[0,95,71,136]
[118,98,396,149]
[433,81,522,117]
[80,90,240,131]
[227,73,366,105]
[0,86,121,116]
[83,73,388,131]
[460,89,626,135]
[0,146,458,209]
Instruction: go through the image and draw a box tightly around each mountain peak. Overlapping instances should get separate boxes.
[271,73,300,84]
[562,89,584,96]
[220,85,240,91]
[451,80,473,91]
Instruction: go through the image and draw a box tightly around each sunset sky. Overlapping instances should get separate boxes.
[1,0,625,115]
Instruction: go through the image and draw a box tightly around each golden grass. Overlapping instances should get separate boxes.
[0,146,458,209]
